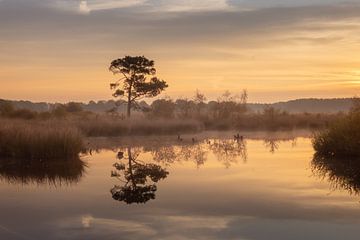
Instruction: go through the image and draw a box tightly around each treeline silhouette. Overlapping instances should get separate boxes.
[0,97,354,114]
[0,94,344,136]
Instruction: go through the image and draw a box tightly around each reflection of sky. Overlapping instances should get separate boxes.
[1,138,360,239]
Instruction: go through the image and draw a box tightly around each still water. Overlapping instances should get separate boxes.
[1,132,360,240]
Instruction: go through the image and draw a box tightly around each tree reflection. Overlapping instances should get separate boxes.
[152,146,178,165]
[263,136,297,153]
[151,144,208,168]
[111,147,169,204]
[263,138,280,154]
[209,139,247,168]
[312,153,360,195]
[0,158,86,186]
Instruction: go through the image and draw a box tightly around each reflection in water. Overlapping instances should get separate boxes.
[0,158,86,185]
[312,153,360,195]
[179,144,208,168]
[151,139,246,168]
[209,139,247,168]
[263,137,297,153]
[151,146,178,165]
[110,140,247,204]
[264,139,279,154]
[110,147,169,204]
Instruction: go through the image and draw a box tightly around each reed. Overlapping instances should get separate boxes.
[0,121,84,160]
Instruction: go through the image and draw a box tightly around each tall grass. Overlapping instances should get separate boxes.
[0,121,84,160]
[312,112,360,158]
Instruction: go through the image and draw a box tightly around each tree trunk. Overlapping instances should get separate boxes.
[127,84,132,118]
[127,100,131,118]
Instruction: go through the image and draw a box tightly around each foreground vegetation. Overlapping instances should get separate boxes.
[313,111,360,158]
[0,95,348,161]
[0,121,84,160]
[313,97,360,159]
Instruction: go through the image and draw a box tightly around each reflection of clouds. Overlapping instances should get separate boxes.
[58,214,233,240]
[56,212,360,240]
[57,215,156,239]
[218,218,360,240]
[81,215,93,228]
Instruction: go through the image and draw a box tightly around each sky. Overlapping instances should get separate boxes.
[0,0,359,103]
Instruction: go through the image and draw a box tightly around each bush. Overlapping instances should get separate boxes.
[313,112,360,158]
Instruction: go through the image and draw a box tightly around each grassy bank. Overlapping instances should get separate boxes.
[0,107,343,161]
[312,111,360,158]
[0,121,84,160]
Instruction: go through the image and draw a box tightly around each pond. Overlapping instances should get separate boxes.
[1,131,360,240]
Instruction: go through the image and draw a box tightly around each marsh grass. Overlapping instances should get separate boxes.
[313,112,360,158]
[0,121,84,160]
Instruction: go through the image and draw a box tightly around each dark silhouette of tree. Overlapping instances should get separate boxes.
[175,98,196,119]
[150,98,176,118]
[193,89,207,117]
[65,102,83,113]
[0,100,15,116]
[109,56,168,117]
[110,147,168,204]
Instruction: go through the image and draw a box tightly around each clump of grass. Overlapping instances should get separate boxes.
[0,121,84,160]
[312,112,360,158]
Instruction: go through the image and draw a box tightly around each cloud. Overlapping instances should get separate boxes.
[66,0,231,13]
[147,0,230,12]
[81,0,146,12]
[79,0,90,13]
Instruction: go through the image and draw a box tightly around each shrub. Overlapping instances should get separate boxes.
[313,112,360,158]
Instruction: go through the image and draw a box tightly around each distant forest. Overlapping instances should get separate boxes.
[1,98,354,114]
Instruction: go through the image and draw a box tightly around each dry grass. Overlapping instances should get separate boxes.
[0,120,84,160]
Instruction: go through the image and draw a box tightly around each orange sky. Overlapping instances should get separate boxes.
[0,0,359,103]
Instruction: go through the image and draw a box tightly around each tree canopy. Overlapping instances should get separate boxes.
[109,56,168,117]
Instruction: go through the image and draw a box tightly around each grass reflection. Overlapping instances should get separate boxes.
[0,157,86,186]
[312,153,360,195]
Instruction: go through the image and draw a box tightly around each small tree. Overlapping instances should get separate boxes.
[109,56,168,117]
[193,89,207,117]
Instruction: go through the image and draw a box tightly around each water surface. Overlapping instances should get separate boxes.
[1,133,360,240]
